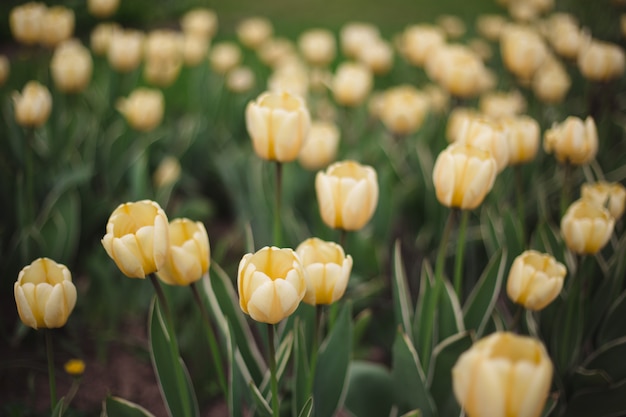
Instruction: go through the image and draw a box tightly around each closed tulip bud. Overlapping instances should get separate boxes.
[479,90,526,120]
[40,6,74,48]
[0,55,9,87]
[153,156,181,189]
[500,115,540,165]
[157,219,210,286]
[468,38,493,61]
[401,24,446,67]
[578,38,625,82]
[423,84,450,114]
[296,238,353,305]
[379,85,430,136]
[144,60,182,87]
[258,38,297,68]
[226,66,255,93]
[299,29,336,67]
[182,35,209,67]
[433,143,497,210]
[561,199,615,255]
[456,118,510,172]
[87,0,119,18]
[315,160,379,231]
[238,246,306,324]
[425,44,492,98]
[546,13,583,60]
[501,24,548,81]
[581,181,626,220]
[340,22,380,59]
[331,62,373,107]
[116,88,164,132]
[90,22,120,56]
[145,30,184,64]
[268,68,309,98]
[507,250,567,311]
[437,15,466,39]
[298,120,340,170]
[446,107,481,143]
[14,258,77,329]
[209,42,242,75]
[181,8,218,41]
[237,17,273,50]
[50,40,93,94]
[453,332,553,417]
[101,200,170,278]
[108,28,144,73]
[10,2,46,45]
[245,90,311,162]
[544,116,597,165]
[532,58,571,103]
[13,81,52,128]
[357,38,394,75]
[476,14,506,41]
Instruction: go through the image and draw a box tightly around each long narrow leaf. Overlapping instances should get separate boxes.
[392,240,414,337]
[104,397,157,417]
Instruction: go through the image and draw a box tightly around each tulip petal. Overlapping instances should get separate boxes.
[14,284,38,329]
[44,284,67,328]
[111,236,145,278]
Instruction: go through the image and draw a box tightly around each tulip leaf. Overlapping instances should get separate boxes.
[552,275,584,375]
[438,279,465,342]
[564,379,626,417]
[260,330,294,395]
[428,332,473,417]
[391,329,436,417]
[413,260,435,369]
[581,337,626,383]
[392,239,414,337]
[400,411,423,417]
[598,291,626,344]
[148,298,200,417]
[297,398,314,417]
[293,321,311,417]
[37,189,81,262]
[481,206,523,263]
[463,249,507,338]
[344,360,393,417]
[313,302,353,417]
[51,398,65,417]
[226,321,255,417]
[202,264,265,383]
[249,381,273,417]
[103,396,157,417]
[571,368,612,393]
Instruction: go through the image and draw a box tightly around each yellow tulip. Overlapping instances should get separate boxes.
[455,118,510,173]
[506,250,567,311]
[296,238,353,305]
[237,246,306,324]
[9,2,46,45]
[101,200,169,278]
[581,181,626,220]
[544,116,597,165]
[50,40,93,94]
[209,42,242,75]
[298,29,336,67]
[561,199,615,255]
[87,0,119,18]
[331,62,373,107]
[298,120,340,170]
[315,160,379,231]
[379,85,430,136]
[501,115,540,165]
[453,332,553,417]
[107,28,144,73]
[13,81,52,128]
[116,88,165,132]
[14,258,77,329]
[180,8,218,41]
[39,6,74,48]
[236,17,274,50]
[157,219,210,286]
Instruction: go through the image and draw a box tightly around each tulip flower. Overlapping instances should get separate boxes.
[101,200,169,278]
[507,250,567,311]
[453,332,553,417]
[50,40,93,94]
[237,246,306,324]
[245,90,311,162]
[87,0,119,18]
[10,2,46,45]
[107,28,144,73]
[544,116,598,165]
[39,6,74,48]
[340,22,380,59]
[561,199,615,255]
[296,238,353,305]
[456,118,510,173]
[500,24,548,81]
[157,219,210,286]
[578,38,625,82]
[180,8,218,40]
[13,81,52,128]
[298,120,340,170]
[90,22,120,56]
[357,38,394,75]
[14,258,77,329]
[500,115,540,165]
[298,29,336,67]
[581,181,626,220]
[236,17,273,50]
[432,142,497,210]
[479,90,526,120]
[379,85,430,136]
[116,88,165,132]
[209,42,242,75]
[331,62,373,107]
[400,24,446,67]
[532,58,571,104]
[315,160,379,231]
[226,66,255,93]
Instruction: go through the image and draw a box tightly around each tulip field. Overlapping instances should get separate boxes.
[2,0,626,416]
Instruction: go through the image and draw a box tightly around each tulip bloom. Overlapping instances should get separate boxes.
[238,246,306,324]
[432,143,497,210]
[39,6,74,48]
[331,62,373,107]
[9,2,46,45]
[245,90,311,162]
[453,332,553,417]
[299,29,336,67]
[578,38,625,82]
[180,8,218,40]
[500,24,548,81]
[544,116,598,165]
[315,160,379,231]
[87,0,119,18]
[116,88,165,132]
[455,118,510,172]
[14,258,77,329]
[298,120,340,170]
[500,115,540,165]
[156,219,210,286]
[107,28,144,73]
[13,81,52,128]
[101,200,169,278]
[507,250,567,311]
[581,181,626,220]
[296,238,353,305]
[50,40,93,94]
[209,42,242,75]
[561,199,615,255]
[236,17,273,50]
[379,85,430,136]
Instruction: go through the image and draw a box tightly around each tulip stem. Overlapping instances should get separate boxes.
[308,305,324,395]
[267,324,280,417]
[560,162,572,216]
[514,165,526,243]
[274,162,283,247]
[46,329,57,411]
[190,282,228,399]
[149,275,192,417]
[453,210,469,300]
[339,229,347,249]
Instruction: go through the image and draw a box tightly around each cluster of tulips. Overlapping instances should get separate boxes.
[6,0,626,415]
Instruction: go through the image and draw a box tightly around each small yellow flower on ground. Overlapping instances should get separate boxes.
[64,359,86,376]
[157,219,210,286]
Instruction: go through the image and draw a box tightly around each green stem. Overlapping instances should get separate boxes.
[339,229,347,249]
[190,282,228,399]
[149,275,192,417]
[46,329,57,411]
[307,305,324,395]
[267,324,280,417]
[514,165,526,243]
[273,162,283,247]
[453,210,469,300]
[560,163,572,216]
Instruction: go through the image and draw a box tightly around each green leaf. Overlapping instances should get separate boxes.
[353,308,372,347]
[344,361,393,417]
[103,397,156,417]
[298,398,314,417]
[148,299,199,417]
[564,379,626,417]
[571,368,612,393]
[226,321,255,417]
[428,332,473,417]
[260,330,294,395]
[249,382,273,417]
[437,279,465,341]
[313,302,353,417]
[413,260,435,370]
[293,321,311,417]
[51,398,65,417]
[552,276,584,375]
[598,291,626,344]
[400,410,423,417]
[481,207,524,261]
[392,240,414,336]
[582,337,626,383]
[463,249,507,338]
[391,329,436,417]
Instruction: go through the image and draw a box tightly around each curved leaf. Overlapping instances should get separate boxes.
[392,240,414,337]
[104,396,157,417]
[344,361,393,417]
